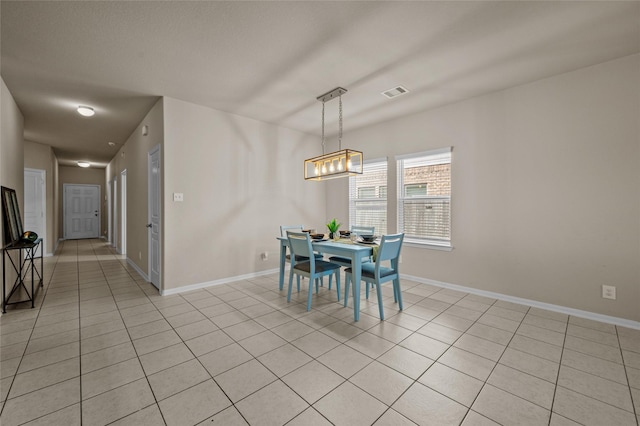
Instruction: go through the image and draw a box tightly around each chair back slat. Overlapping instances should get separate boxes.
[280,225,303,237]
[377,233,404,263]
[287,231,313,266]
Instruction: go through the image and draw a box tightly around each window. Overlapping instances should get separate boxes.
[349,159,387,235]
[379,186,387,199]
[397,148,452,247]
[357,187,376,199]
[404,183,427,197]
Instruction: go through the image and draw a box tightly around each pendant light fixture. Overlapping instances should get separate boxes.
[304,87,363,181]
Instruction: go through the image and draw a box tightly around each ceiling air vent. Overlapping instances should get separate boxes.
[382,86,409,99]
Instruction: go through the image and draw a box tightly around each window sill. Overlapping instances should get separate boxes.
[403,240,453,251]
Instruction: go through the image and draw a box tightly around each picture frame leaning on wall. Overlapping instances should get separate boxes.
[1,186,24,245]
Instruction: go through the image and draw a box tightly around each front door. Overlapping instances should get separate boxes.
[148,145,161,290]
[64,184,100,239]
[24,168,46,256]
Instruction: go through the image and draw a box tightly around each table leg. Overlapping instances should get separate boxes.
[352,254,362,322]
[40,242,43,287]
[279,241,287,291]
[30,247,35,308]
[2,253,6,313]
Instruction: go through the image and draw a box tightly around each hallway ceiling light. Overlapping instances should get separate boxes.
[382,86,409,99]
[304,87,363,181]
[77,161,90,168]
[77,106,95,117]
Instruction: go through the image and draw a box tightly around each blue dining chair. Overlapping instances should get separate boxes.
[344,233,404,320]
[327,225,375,267]
[280,225,324,263]
[280,225,325,291]
[287,231,341,311]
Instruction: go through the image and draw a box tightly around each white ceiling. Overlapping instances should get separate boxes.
[2,1,639,167]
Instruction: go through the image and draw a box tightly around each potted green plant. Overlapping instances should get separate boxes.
[326,218,341,240]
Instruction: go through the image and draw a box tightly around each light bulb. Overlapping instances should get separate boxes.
[338,160,343,171]
[314,165,319,176]
[329,162,335,172]
[322,164,327,174]
[347,159,352,170]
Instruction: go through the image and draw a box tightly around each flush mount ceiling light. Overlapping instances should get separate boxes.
[76,106,95,117]
[108,141,116,147]
[77,161,90,168]
[304,87,363,181]
[382,86,409,99]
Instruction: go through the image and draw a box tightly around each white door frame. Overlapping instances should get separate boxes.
[148,145,161,290]
[24,168,46,257]
[120,169,127,255]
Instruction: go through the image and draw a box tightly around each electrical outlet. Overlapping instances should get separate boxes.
[602,285,616,300]
[173,193,184,202]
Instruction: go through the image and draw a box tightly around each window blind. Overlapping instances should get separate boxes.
[349,159,388,235]
[397,148,452,246]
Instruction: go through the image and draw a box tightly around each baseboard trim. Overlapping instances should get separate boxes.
[127,258,149,282]
[401,274,640,330]
[161,268,280,296]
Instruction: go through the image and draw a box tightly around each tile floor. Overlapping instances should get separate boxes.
[0,239,639,425]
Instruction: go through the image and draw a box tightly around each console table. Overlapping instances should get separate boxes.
[2,238,43,313]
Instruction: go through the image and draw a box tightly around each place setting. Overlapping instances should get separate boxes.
[354,234,378,245]
[310,232,328,242]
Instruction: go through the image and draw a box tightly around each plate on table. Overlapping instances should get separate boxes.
[312,237,328,242]
[357,238,378,245]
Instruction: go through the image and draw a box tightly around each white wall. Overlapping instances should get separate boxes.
[329,54,640,322]
[0,77,25,297]
[1,78,25,218]
[24,140,57,255]
[107,98,164,275]
[162,97,326,291]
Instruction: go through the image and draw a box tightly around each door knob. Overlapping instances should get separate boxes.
[146,223,152,228]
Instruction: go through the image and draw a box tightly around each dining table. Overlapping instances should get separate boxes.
[277,236,374,321]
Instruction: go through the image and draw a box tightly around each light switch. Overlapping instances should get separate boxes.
[173,193,184,202]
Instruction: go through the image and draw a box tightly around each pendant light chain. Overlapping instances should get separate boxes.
[338,95,343,151]
[321,101,326,155]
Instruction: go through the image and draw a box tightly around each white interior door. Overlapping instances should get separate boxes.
[107,179,112,244]
[120,170,127,255]
[64,184,100,239]
[24,168,46,256]
[148,145,161,289]
[112,177,118,248]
